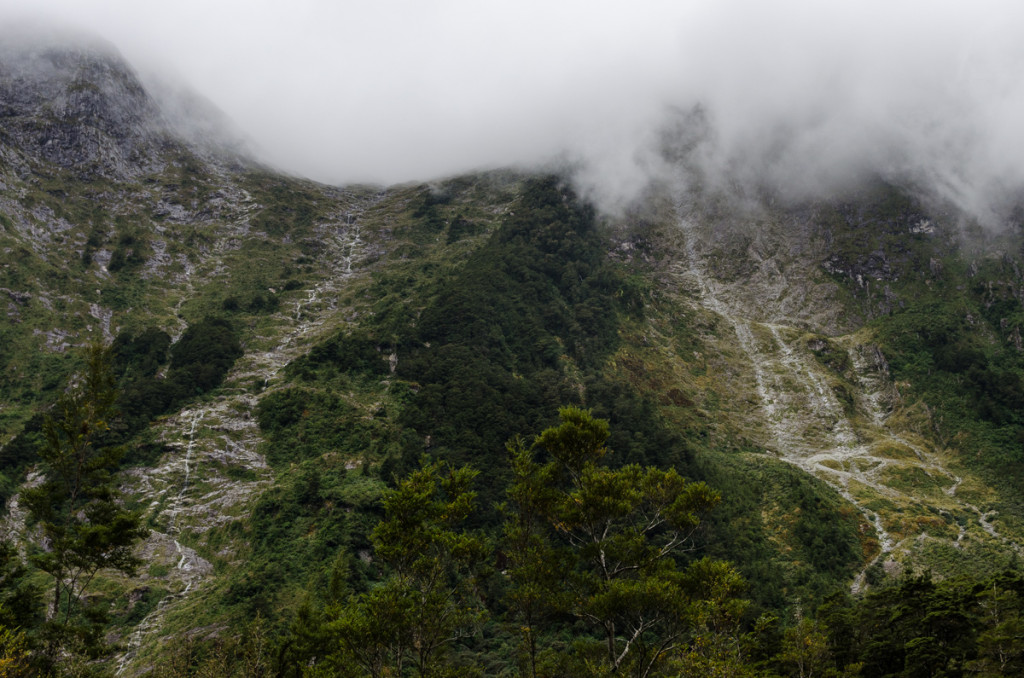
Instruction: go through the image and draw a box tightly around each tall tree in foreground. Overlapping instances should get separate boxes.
[21,344,145,656]
[319,459,488,677]
[502,434,569,678]
[504,406,746,677]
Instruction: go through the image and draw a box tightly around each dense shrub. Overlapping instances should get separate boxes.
[168,316,243,396]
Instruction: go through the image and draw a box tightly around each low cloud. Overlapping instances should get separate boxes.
[3,1,1024,222]
[650,0,1024,224]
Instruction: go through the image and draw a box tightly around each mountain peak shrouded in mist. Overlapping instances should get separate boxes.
[0,21,253,177]
[4,2,1024,223]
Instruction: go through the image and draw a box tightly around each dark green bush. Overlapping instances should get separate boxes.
[169,317,243,396]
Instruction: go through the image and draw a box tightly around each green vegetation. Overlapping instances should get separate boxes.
[247,175,322,238]
[267,409,743,677]
[813,571,1024,676]
[167,316,244,396]
[256,388,372,466]
[10,346,146,668]
[503,407,740,677]
[1,317,243,496]
[201,176,870,673]
[218,461,380,619]
[695,451,863,611]
[833,212,1024,521]
[320,459,487,677]
[254,409,1024,678]
[278,177,673,520]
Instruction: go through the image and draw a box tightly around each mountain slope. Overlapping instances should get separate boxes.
[651,192,1024,587]
[1,34,1023,675]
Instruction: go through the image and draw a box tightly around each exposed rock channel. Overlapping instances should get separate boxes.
[669,209,1022,592]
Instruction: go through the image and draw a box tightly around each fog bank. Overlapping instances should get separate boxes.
[2,1,1023,221]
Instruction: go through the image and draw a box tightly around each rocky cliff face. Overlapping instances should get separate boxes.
[0,33,172,179]
[0,27,250,182]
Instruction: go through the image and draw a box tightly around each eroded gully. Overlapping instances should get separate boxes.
[673,217,1020,593]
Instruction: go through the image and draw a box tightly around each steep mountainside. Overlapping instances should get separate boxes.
[1,35,1023,675]
[645,191,1024,589]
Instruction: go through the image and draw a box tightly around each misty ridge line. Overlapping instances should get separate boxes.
[567,99,1024,229]
[3,3,1024,227]
[529,1,1024,225]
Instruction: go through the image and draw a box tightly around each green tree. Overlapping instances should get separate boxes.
[505,406,743,677]
[323,459,488,677]
[968,581,1024,676]
[502,435,570,677]
[0,541,41,637]
[20,344,146,655]
[0,625,28,678]
[776,616,833,678]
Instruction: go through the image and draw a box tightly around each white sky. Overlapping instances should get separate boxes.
[3,1,1024,218]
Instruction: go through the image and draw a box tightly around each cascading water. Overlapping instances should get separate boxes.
[673,214,1020,593]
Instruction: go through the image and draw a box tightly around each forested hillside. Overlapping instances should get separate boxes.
[1,35,1024,677]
